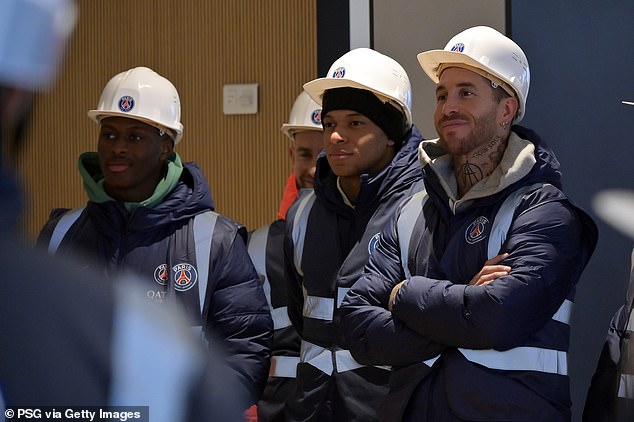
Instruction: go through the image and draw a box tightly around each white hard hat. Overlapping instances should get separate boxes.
[280,90,322,140]
[88,67,184,144]
[303,48,412,125]
[0,0,77,90]
[417,26,530,123]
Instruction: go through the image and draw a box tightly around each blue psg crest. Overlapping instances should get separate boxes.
[311,109,322,126]
[451,43,465,53]
[172,263,198,292]
[118,95,135,112]
[368,233,381,255]
[332,67,346,78]
[465,216,489,245]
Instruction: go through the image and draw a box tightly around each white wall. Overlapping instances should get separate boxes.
[372,0,506,138]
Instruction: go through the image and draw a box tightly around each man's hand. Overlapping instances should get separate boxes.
[469,253,510,286]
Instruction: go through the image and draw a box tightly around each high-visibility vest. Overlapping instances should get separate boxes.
[397,183,571,376]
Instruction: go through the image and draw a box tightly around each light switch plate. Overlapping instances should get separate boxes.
[223,83,258,115]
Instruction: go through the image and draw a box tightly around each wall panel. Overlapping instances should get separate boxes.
[17,0,317,239]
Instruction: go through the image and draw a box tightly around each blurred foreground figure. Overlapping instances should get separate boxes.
[0,1,244,420]
[584,186,634,422]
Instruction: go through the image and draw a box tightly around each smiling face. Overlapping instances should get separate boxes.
[322,109,395,178]
[290,130,323,189]
[97,116,173,202]
[433,67,517,157]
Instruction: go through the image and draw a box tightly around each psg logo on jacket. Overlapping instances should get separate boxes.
[465,216,489,244]
[368,233,381,255]
[153,263,198,291]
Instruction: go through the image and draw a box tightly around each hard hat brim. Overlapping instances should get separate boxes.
[303,78,384,105]
[593,189,634,239]
[303,78,411,125]
[87,110,183,144]
[280,124,323,140]
[417,49,509,87]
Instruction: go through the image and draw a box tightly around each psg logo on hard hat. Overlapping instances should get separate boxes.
[451,43,465,53]
[311,109,322,126]
[118,95,135,112]
[332,67,346,78]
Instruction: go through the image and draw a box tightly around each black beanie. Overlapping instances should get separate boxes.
[321,87,408,150]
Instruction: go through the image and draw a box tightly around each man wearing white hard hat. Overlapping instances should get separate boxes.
[0,1,248,420]
[276,90,325,220]
[283,47,425,421]
[341,26,598,421]
[248,90,322,421]
[36,66,273,411]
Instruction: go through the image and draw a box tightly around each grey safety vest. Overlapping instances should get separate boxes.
[248,224,298,379]
[290,191,390,375]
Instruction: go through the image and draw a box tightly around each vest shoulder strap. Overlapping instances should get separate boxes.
[398,183,546,276]
[290,191,316,277]
[48,207,85,254]
[397,190,429,279]
[192,210,219,319]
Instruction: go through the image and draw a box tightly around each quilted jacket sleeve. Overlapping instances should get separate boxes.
[340,214,446,367]
[391,194,597,350]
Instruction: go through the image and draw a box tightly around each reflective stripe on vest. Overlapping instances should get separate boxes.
[192,211,218,315]
[269,355,300,378]
[459,346,568,375]
[303,287,351,321]
[300,340,390,375]
[48,207,84,254]
[291,191,317,277]
[247,225,273,308]
[487,183,543,259]
[422,298,572,375]
[271,306,292,330]
[619,373,634,399]
[397,191,429,279]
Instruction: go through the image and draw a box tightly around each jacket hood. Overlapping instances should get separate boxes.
[81,156,214,231]
[419,125,562,208]
[314,124,424,214]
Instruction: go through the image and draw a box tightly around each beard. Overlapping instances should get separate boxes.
[436,107,499,156]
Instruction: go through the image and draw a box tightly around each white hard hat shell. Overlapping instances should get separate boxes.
[88,67,184,144]
[417,26,530,123]
[303,48,412,125]
[0,0,77,90]
[280,90,322,140]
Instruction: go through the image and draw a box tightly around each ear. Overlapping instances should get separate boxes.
[499,96,519,124]
[160,137,174,159]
